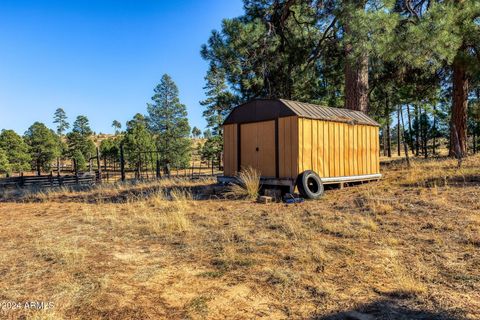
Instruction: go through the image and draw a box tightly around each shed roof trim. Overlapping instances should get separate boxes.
[223,99,380,127]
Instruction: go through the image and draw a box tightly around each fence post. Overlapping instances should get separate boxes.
[120,143,126,182]
[96,147,102,183]
[156,160,161,179]
[73,158,78,175]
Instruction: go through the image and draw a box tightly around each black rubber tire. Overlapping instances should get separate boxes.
[296,170,324,200]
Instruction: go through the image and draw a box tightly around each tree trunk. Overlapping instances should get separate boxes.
[432,105,437,156]
[73,158,78,175]
[397,105,401,156]
[344,52,368,113]
[414,105,420,156]
[386,120,392,158]
[400,106,411,168]
[383,127,388,156]
[343,1,368,113]
[422,107,428,158]
[449,54,469,157]
[385,99,391,158]
[36,160,41,176]
[473,131,477,154]
[407,105,414,155]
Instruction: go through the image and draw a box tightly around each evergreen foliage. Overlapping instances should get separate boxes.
[112,120,122,135]
[123,113,156,170]
[53,108,70,135]
[24,122,61,174]
[191,126,202,139]
[147,74,191,169]
[0,129,31,172]
[0,148,11,175]
[201,0,480,159]
[66,115,96,171]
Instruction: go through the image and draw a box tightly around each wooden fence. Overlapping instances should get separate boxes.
[0,145,223,189]
[0,172,98,189]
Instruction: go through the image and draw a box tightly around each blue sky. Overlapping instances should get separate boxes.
[0,0,243,135]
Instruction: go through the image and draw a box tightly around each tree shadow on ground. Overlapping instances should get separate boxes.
[313,298,464,320]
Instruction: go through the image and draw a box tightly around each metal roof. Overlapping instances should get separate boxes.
[223,99,379,127]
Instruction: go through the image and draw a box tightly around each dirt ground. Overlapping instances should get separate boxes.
[0,155,478,319]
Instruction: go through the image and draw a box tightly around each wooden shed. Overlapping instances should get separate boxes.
[221,99,381,197]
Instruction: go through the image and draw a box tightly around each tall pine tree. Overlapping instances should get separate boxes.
[147,74,191,170]
[53,108,69,135]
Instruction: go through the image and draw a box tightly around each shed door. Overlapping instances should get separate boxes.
[240,120,276,177]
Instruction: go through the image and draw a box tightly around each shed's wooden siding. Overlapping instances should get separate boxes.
[278,116,299,178]
[298,118,379,178]
[224,117,379,179]
[223,123,237,176]
[240,120,276,177]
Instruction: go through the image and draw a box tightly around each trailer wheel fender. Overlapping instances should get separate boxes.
[296,170,324,199]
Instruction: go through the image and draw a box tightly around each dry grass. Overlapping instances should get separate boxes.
[0,155,479,319]
[226,166,260,200]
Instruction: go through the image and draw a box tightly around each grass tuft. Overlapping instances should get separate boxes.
[226,167,260,200]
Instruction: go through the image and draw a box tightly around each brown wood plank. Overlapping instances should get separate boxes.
[278,118,286,177]
[291,117,299,178]
[316,121,324,177]
[334,123,340,177]
[329,122,335,177]
[344,124,350,177]
[355,125,360,175]
[258,120,276,177]
[323,120,329,177]
[362,125,368,175]
[223,124,231,175]
[366,126,371,174]
[339,123,345,176]
[375,127,380,173]
[232,124,238,175]
[303,119,312,172]
[298,118,304,173]
[312,119,318,174]
[240,122,256,171]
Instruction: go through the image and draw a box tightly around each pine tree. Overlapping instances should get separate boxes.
[66,115,95,170]
[200,65,236,135]
[112,120,122,135]
[24,122,61,175]
[191,126,202,139]
[390,1,479,157]
[147,74,191,170]
[72,115,93,136]
[53,108,69,135]
[0,148,11,175]
[448,2,480,157]
[203,129,212,139]
[0,129,31,172]
[123,113,156,174]
[99,137,121,168]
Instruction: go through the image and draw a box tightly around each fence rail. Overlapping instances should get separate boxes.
[0,145,224,189]
[0,172,98,189]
